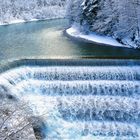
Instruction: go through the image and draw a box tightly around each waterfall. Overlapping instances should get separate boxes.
[0,59,140,139]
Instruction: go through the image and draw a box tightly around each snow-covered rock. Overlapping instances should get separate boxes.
[68,0,140,48]
[0,0,67,25]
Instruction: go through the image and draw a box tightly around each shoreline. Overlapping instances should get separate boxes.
[0,17,66,26]
[0,18,136,50]
[65,26,124,48]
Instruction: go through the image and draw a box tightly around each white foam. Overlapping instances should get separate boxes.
[0,64,140,139]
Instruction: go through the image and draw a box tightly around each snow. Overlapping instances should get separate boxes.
[0,19,25,26]
[66,25,123,47]
[0,18,63,26]
[0,0,67,25]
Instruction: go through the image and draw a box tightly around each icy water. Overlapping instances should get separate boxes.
[0,59,140,140]
[0,19,140,60]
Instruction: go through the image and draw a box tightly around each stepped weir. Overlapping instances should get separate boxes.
[0,59,140,139]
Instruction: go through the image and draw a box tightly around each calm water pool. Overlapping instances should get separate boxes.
[0,19,140,60]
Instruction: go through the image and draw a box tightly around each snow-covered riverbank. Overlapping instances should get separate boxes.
[67,0,140,49]
[0,18,65,26]
[66,26,123,47]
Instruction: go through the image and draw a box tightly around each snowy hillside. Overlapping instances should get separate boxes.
[0,0,67,25]
[68,0,140,48]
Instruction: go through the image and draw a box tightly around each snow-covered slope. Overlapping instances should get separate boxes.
[0,0,67,25]
[67,0,140,48]
[66,25,123,47]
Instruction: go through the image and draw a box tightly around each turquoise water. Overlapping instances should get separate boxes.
[0,19,140,60]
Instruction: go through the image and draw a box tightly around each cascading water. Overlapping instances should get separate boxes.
[0,59,140,140]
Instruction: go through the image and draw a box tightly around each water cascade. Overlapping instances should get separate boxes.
[0,59,140,139]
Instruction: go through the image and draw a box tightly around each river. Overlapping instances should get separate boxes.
[0,19,140,60]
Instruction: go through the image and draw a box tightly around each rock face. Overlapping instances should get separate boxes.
[0,0,67,25]
[29,116,47,140]
[68,0,140,48]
